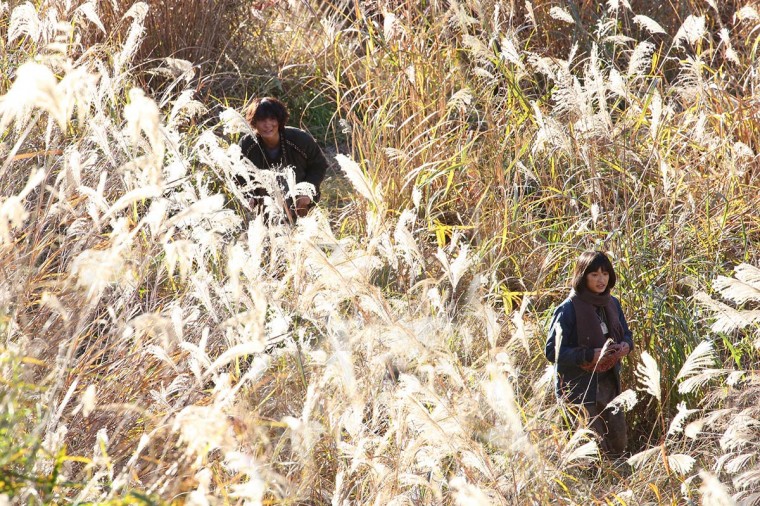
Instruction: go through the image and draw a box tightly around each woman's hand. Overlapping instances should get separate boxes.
[607,342,629,357]
[592,344,618,362]
[582,348,614,372]
[294,195,312,217]
[583,344,623,372]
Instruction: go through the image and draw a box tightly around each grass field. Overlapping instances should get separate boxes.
[1,1,759,504]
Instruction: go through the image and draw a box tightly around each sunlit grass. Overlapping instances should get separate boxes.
[0,1,759,504]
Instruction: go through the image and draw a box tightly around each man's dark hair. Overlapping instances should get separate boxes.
[245,97,289,130]
[570,250,617,294]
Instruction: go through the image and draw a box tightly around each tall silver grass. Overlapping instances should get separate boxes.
[1,1,759,504]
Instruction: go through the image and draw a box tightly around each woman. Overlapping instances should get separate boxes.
[239,97,328,220]
[545,251,634,456]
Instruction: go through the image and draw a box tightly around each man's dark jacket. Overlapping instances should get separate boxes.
[239,126,328,201]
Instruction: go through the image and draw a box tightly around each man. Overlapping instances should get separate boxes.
[239,97,328,220]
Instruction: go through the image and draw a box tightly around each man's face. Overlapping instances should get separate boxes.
[253,116,279,143]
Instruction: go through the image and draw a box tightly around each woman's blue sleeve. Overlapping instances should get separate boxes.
[615,298,634,350]
[545,302,590,366]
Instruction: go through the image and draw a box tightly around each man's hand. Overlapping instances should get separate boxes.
[294,195,312,218]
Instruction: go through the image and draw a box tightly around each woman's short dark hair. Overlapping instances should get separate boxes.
[571,250,617,293]
[245,97,289,130]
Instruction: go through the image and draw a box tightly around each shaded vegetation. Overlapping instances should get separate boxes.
[0,0,759,504]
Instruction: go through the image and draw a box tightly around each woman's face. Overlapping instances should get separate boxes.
[585,268,610,295]
[253,116,280,144]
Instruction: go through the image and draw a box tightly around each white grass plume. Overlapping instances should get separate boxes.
[549,6,575,25]
[70,244,128,301]
[163,194,226,231]
[531,102,572,155]
[607,68,627,98]
[73,1,105,34]
[204,340,270,378]
[699,471,736,506]
[735,6,759,22]
[713,276,760,305]
[450,477,493,506]
[447,88,473,113]
[435,242,472,293]
[535,365,555,392]
[34,424,68,476]
[124,2,149,24]
[724,453,754,474]
[8,2,41,43]
[0,62,67,130]
[694,291,760,333]
[525,1,536,26]
[286,179,317,202]
[633,15,666,35]
[179,336,212,385]
[636,351,661,402]
[224,452,266,503]
[458,450,495,485]
[674,15,707,48]
[194,132,253,207]
[144,344,178,373]
[394,209,424,275]
[79,385,97,418]
[667,454,695,475]
[114,2,148,76]
[726,371,746,387]
[562,429,599,465]
[0,168,44,244]
[510,295,532,353]
[499,36,524,70]
[142,199,169,237]
[56,147,83,197]
[124,88,164,159]
[734,469,760,495]
[734,260,760,288]
[628,41,655,79]
[719,414,760,452]
[627,445,662,470]
[58,64,98,125]
[482,365,523,436]
[719,28,740,64]
[667,402,699,436]
[163,239,196,281]
[553,67,586,119]
[53,377,79,427]
[173,405,236,465]
[219,107,254,137]
[676,340,716,382]
[39,292,70,322]
[607,389,638,415]
[155,375,191,406]
[607,0,631,13]
[680,369,727,397]
[244,214,268,279]
[335,154,384,209]
[651,92,664,143]
[102,185,163,223]
[550,320,563,364]
[384,147,408,164]
[169,89,207,128]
